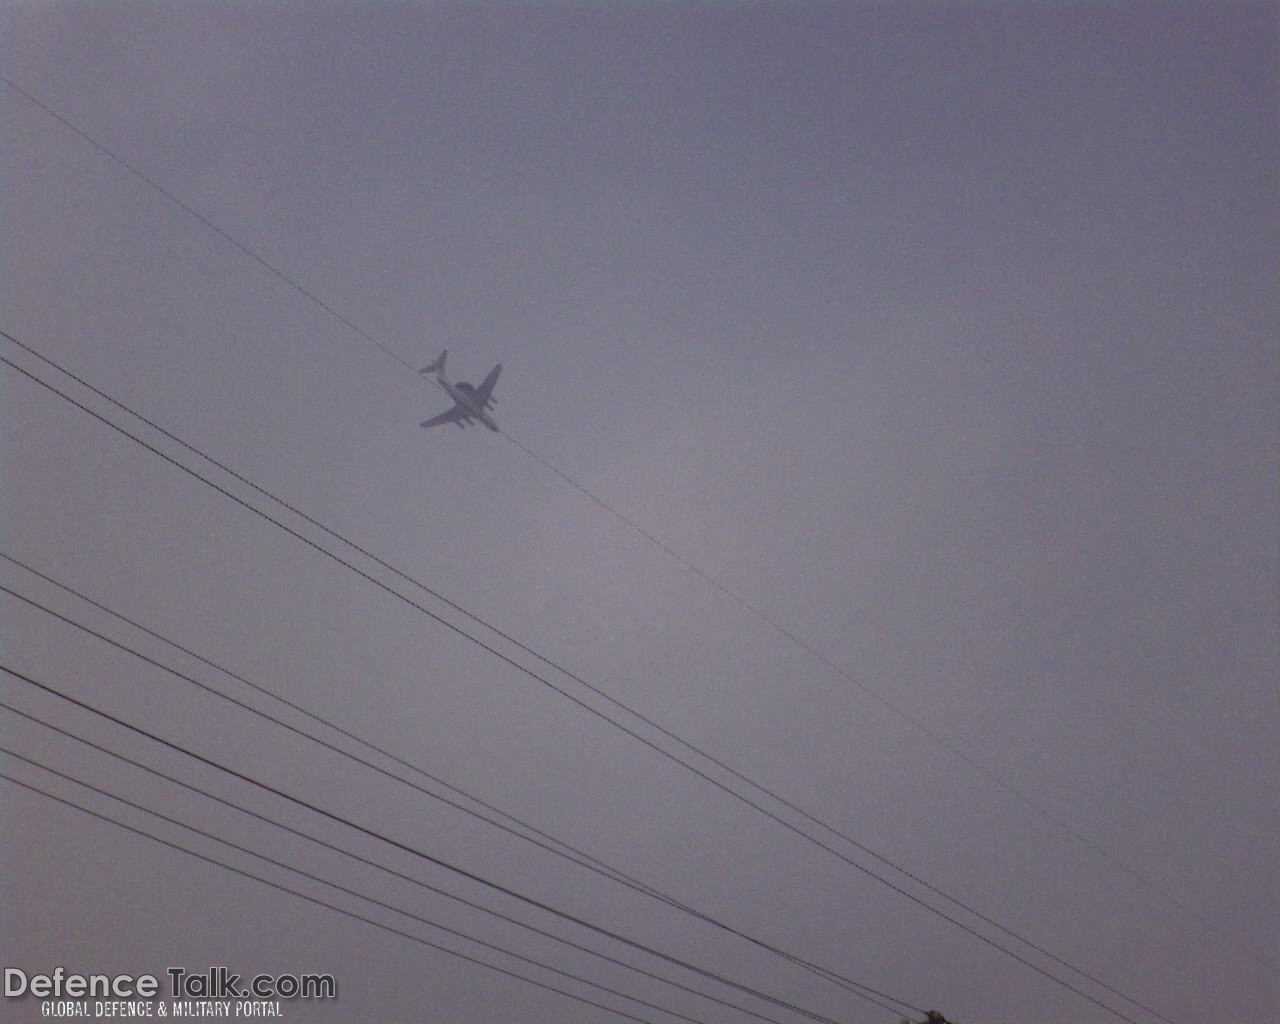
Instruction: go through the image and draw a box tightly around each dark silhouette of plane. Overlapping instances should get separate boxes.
[419,351,501,431]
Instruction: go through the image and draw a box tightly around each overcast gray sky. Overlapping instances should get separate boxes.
[2,4,1276,1023]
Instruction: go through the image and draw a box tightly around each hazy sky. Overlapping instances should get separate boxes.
[2,4,1276,1024]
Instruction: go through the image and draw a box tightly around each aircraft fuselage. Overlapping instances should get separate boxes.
[441,377,499,431]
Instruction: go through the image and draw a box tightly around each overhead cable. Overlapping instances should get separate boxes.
[2,702,887,1024]
[0,660,875,1024]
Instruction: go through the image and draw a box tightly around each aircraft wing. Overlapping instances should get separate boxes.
[420,406,469,429]
[474,364,502,407]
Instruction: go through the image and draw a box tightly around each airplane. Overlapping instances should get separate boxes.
[418,350,502,431]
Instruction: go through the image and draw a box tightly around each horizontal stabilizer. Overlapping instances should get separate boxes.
[419,349,447,375]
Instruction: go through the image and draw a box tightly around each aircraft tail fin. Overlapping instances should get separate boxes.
[420,350,447,375]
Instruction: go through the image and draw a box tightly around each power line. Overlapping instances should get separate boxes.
[0,577,648,887]
[0,550,912,1017]
[0,73,416,376]
[2,700,890,1024]
[0,335,1160,1023]
[0,660,872,1024]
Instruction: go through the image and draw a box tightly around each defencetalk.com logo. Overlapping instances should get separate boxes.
[5,966,338,1018]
